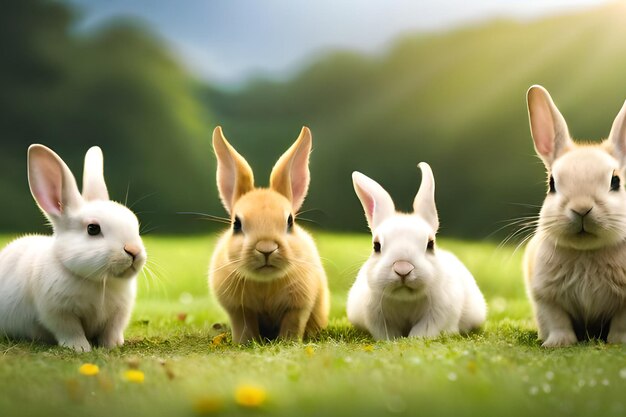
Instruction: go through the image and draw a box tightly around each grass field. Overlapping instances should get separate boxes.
[1,233,626,417]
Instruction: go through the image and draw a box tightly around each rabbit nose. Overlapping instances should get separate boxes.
[255,240,278,257]
[124,244,141,260]
[393,261,414,278]
[571,207,592,218]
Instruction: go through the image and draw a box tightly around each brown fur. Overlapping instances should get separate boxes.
[208,127,329,343]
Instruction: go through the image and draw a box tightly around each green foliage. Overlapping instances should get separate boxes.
[5,2,626,240]
[0,0,214,234]
[2,233,626,417]
[202,4,626,238]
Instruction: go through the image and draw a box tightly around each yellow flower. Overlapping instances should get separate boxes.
[362,345,375,352]
[235,384,267,408]
[212,333,228,346]
[193,396,223,414]
[78,363,100,376]
[123,369,145,383]
[304,346,315,357]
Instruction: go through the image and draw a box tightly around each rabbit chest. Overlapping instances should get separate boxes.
[533,243,626,322]
[378,295,429,336]
[39,273,135,338]
[238,274,317,317]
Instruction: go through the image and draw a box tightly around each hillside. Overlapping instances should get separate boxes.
[3,2,626,238]
[201,3,626,238]
[0,0,215,234]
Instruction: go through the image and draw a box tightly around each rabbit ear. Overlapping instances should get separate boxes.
[352,171,395,230]
[213,126,254,213]
[527,85,573,167]
[270,127,312,212]
[28,144,83,218]
[82,146,109,201]
[413,162,439,231]
[608,99,626,166]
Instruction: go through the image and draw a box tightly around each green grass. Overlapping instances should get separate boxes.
[1,233,626,417]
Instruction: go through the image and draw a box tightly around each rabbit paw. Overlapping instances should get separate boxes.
[99,333,124,349]
[607,330,626,344]
[409,323,443,339]
[542,330,577,348]
[59,338,92,352]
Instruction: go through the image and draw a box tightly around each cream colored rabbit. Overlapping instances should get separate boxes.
[208,126,329,343]
[525,85,626,347]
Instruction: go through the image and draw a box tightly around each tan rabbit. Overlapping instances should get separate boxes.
[208,126,329,343]
[525,85,626,347]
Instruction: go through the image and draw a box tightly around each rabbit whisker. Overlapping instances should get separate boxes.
[124,182,131,207]
[177,212,231,224]
[128,192,158,210]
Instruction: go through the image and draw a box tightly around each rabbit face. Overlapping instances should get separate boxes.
[54,201,146,282]
[28,145,146,282]
[211,126,318,283]
[226,189,297,281]
[527,85,626,251]
[352,163,440,300]
[540,148,626,250]
[367,215,436,300]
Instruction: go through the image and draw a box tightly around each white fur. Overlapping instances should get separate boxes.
[347,164,486,340]
[0,145,146,351]
[525,85,626,347]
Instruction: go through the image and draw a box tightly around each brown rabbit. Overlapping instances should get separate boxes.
[208,126,330,343]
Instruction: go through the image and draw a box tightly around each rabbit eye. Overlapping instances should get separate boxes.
[233,216,242,233]
[87,224,101,236]
[548,175,556,194]
[611,174,621,192]
[427,238,435,252]
[287,214,294,230]
[373,241,381,253]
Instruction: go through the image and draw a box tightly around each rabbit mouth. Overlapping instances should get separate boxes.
[575,229,594,237]
[386,285,424,300]
[112,258,145,279]
[255,262,290,277]
[113,264,139,279]
[569,224,599,240]
[243,263,286,281]
[388,281,423,296]
[256,264,278,272]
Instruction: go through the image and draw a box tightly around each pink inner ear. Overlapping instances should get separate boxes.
[217,161,236,211]
[366,197,375,221]
[291,175,306,207]
[358,188,376,224]
[529,91,556,159]
[33,183,62,216]
[287,137,311,211]
[532,111,555,157]
[30,157,63,216]
[214,134,238,213]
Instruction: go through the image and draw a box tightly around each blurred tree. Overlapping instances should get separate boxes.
[0,0,217,234]
[4,1,626,240]
[201,4,626,239]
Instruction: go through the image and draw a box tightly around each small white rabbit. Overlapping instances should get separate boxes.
[0,145,146,352]
[525,85,626,347]
[347,163,486,340]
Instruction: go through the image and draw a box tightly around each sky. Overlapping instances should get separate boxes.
[66,0,613,85]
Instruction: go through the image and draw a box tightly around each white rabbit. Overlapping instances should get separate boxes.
[524,85,626,347]
[347,163,486,340]
[0,145,146,352]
